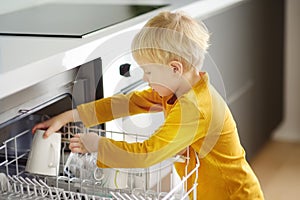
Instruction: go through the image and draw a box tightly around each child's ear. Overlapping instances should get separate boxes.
[169,61,183,75]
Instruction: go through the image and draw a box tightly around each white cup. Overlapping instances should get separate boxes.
[102,168,128,189]
[25,129,61,176]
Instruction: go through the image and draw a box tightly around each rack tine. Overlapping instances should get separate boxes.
[135,195,146,200]
[69,191,76,200]
[25,177,38,196]
[53,187,61,200]
[12,175,25,195]
[57,175,71,191]
[62,190,69,200]
[32,178,43,187]
[118,191,136,200]
[12,175,21,183]
[110,191,120,199]
[7,174,15,183]
[25,177,35,185]
[33,178,50,198]
[12,175,24,188]
[38,179,50,188]
[18,176,29,184]
[123,193,135,200]
[8,175,18,194]
[18,176,34,196]
[43,180,60,200]
[130,194,141,200]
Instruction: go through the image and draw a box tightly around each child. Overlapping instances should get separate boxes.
[33,11,264,199]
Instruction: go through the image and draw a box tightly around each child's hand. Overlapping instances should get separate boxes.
[32,109,78,138]
[32,115,65,138]
[69,134,88,154]
[69,133,100,153]
[177,148,187,156]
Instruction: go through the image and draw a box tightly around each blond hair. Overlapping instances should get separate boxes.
[131,11,210,71]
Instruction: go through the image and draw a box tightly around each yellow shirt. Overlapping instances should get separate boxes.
[77,73,264,199]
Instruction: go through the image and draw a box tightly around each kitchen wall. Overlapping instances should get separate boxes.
[272,0,300,141]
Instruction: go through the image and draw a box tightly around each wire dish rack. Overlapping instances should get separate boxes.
[0,123,200,200]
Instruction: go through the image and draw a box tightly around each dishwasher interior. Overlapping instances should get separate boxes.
[0,59,200,200]
[0,109,199,199]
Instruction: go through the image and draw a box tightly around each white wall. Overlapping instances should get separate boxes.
[273,0,300,141]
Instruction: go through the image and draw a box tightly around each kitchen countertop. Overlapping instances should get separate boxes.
[0,0,243,100]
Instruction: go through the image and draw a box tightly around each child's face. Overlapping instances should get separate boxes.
[139,61,181,97]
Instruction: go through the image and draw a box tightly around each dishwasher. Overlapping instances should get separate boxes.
[0,58,200,200]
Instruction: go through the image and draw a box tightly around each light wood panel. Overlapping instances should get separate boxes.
[251,140,300,200]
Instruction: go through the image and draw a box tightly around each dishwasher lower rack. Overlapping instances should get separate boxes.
[0,124,200,200]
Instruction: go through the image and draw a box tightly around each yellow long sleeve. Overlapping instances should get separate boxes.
[77,73,264,199]
[77,88,163,127]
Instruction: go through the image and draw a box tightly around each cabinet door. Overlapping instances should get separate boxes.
[198,0,284,159]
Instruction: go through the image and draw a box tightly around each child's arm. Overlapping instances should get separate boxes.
[32,88,161,138]
[77,88,163,128]
[67,95,203,168]
[93,96,209,168]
